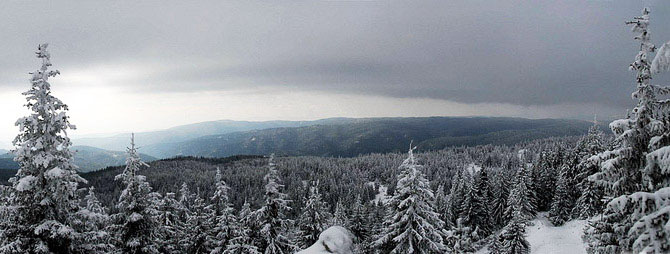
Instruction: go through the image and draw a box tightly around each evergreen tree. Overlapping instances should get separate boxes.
[209,168,238,254]
[252,155,295,254]
[587,8,670,252]
[348,195,371,249]
[533,148,562,211]
[155,192,185,254]
[446,170,467,227]
[223,202,260,254]
[444,218,474,254]
[573,120,606,219]
[548,172,572,226]
[373,146,447,253]
[180,193,214,254]
[109,134,160,254]
[433,184,449,226]
[504,167,536,223]
[297,182,331,248]
[461,169,492,236]
[331,200,349,228]
[72,187,113,253]
[0,43,86,253]
[490,171,510,229]
[499,210,530,254]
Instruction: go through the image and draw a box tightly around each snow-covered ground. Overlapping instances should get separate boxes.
[477,213,587,254]
[296,226,354,254]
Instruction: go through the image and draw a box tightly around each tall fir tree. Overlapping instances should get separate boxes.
[499,210,530,254]
[0,43,86,253]
[155,192,185,254]
[209,168,238,254]
[573,120,607,219]
[460,169,492,236]
[504,166,536,223]
[444,218,474,253]
[180,193,214,254]
[548,171,572,226]
[72,187,113,253]
[446,170,467,228]
[109,134,160,254]
[330,200,349,228]
[587,8,670,253]
[297,182,331,248]
[490,171,510,230]
[373,146,447,253]
[347,195,371,249]
[252,155,295,254]
[223,201,260,254]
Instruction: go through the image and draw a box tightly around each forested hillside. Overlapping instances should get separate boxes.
[140,117,604,158]
[72,118,358,152]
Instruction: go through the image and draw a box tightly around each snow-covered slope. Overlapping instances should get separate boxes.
[477,213,587,254]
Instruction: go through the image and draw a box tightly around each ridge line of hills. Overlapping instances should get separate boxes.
[0,116,609,173]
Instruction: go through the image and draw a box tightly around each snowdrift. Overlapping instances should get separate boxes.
[297,226,354,254]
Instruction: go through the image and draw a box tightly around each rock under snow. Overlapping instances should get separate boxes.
[297,226,354,254]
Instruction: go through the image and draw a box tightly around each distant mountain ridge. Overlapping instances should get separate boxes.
[138,117,607,158]
[0,146,156,173]
[73,118,358,151]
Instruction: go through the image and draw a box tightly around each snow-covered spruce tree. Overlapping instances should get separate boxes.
[461,169,492,236]
[109,134,160,254]
[433,184,450,226]
[372,146,447,253]
[347,195,371,249]
[487,232,504,254]
[548,150,580,225]
[444,218,474,253]
[209,168,238,254]
[0,43,87,253]
[178,182,195,213]
[499,210,530,254]
[252,155,295,254]
[297,182,332,248]
[71,187,113,253]
[586,8,670,253]
[504,166,536,223]
[446,169,467,228]
[180,192,214,254]
[155,192,185,254]
[548,171,572,226]
[330,200,349,228]
[532,148,562,211]
[223,201,260,254]
[490,171,510,230]
[573,120,607,219]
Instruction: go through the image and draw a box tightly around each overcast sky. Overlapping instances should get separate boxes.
[0,0,669,148]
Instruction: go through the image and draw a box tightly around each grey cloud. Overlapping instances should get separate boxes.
[1,0,669,114]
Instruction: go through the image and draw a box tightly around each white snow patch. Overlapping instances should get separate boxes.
[45,167,64,178]
[297,226,354,254]
[372,184,389,204]
[466,163,482,175]
[16,175,37,191]
[476,213,587,254]
[526,213,587,254]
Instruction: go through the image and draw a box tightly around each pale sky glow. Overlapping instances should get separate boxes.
[1,0,669,149]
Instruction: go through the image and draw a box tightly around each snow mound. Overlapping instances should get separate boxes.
[476,213,587,254]
[297,226,354,254]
